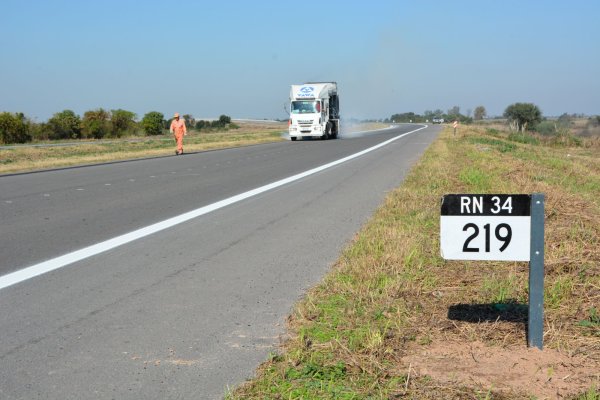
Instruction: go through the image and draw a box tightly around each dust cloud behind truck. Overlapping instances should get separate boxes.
[288,82,340,141]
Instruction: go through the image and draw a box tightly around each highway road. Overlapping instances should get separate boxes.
[0,124,441,399]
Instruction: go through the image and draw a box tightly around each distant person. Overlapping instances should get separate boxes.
[170,112,187,155]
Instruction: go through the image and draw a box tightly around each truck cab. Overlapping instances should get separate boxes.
[288,82,339,141]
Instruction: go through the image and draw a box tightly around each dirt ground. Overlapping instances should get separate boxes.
[402,340,600,399]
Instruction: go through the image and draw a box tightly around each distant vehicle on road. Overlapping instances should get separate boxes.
[288,82,340,141]
[432,118,444,124]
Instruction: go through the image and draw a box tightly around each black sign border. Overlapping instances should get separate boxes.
[441,194,531,216]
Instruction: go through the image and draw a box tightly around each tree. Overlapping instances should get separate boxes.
[557,113,572,126]
[141,111,165,136]
[46,110,81,139]
[0,112,31,144]
[110,109,137,137]
[503,103,542,132]
[218,114,231,125]
[474,106,487,120]
[447,106,460,116]
[182,114,195,130]
[81,108,111,139]
[445,106,462,123]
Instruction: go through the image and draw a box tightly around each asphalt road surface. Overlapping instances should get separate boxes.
[0,124,441,399]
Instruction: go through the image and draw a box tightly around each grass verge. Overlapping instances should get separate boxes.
[228,126,600,399]
[0,121,287,174]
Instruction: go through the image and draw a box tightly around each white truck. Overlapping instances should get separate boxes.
[288,82,340,141]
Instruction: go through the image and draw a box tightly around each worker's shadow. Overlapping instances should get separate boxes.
[447,301,528,323]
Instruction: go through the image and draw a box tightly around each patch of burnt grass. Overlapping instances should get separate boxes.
[229,125,599,399]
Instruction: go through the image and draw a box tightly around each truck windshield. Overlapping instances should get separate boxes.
[291,101,319,114]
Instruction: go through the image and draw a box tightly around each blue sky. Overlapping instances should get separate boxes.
[1,0,599,121]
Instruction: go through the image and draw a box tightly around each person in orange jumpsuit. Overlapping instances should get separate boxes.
[170,112,187,155]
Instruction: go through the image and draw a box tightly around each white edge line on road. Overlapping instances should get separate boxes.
[0,125,428,291]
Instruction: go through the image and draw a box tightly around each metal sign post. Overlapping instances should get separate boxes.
[528,193,545,349]
[440,193,545,349]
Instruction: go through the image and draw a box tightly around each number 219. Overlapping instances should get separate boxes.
[462,223,512,252]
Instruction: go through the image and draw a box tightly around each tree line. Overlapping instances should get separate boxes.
[389,105,489,125]
[389,106,480,125]
[389,103,599,136]
[0,109,235,145]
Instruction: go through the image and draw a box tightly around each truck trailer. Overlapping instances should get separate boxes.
[288,82,339,141]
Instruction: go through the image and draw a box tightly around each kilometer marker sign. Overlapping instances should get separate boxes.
[440,193,546,349]
[440,194,531,261]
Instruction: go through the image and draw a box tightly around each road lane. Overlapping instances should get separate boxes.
[0,126,419,274]
[1,126,427,290]
[0,124,441,399]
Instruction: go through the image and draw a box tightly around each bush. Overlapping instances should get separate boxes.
[508,132,540,145]
[82,108,111,139]
[486,128,501,136]
[46,110,81,140]
[141,111,165,136]
[535,121,558,136]
[549,134,582,147]
[0,112,31,144]
[110,109,137,137]
[195,120,207,130]
[211,120,225,129]
[187,115,235,131]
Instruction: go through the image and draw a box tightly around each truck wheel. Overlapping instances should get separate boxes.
[291,137,297,141]
[322,124,331,140]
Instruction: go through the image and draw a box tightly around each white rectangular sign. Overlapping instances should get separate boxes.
[440,194,531,261]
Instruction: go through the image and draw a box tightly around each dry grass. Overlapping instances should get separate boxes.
[228,126,600,399]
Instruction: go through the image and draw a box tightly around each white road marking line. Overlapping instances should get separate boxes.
[0,126,427,291]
